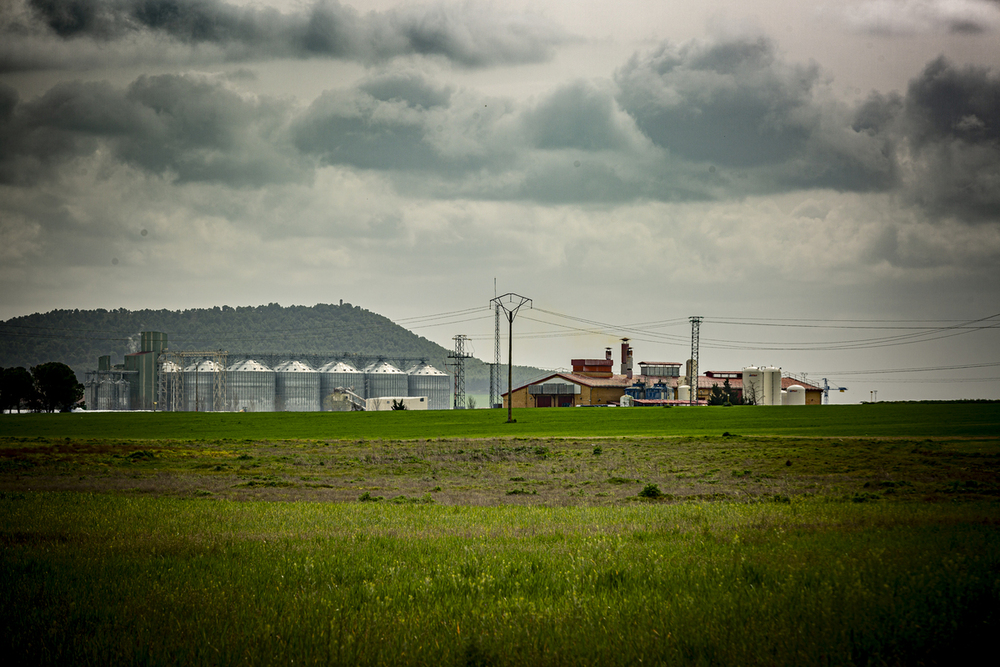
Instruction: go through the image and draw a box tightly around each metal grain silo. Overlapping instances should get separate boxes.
[159,361,183,412]
[184,360,220,412]
[318,360,364,411]
[364,360,408,401]
[227,359,275,412]
[407,362,451,410]
[762,367,782,406]
[274,360,321,412]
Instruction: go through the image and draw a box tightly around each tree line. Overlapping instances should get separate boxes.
[1,363,85,413]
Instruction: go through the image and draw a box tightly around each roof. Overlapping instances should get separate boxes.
[639,361,682,366]
[503,372,633,396]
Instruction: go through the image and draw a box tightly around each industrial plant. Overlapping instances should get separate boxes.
[84,331,452,412]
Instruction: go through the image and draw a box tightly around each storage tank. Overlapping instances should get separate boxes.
[159,361,183,411]
[678,384,690,401]
[274,360,321,412]
[407,362,451,410]
[319,360,364,411]
[184,359,220,412]
[227,359,275,412]
[786,384,807,406]
[365,360,408,399]
[762,367,782,406]
[742,367,762,405]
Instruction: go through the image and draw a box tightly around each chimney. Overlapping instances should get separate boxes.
[621,338,633,379]
[605,347,612,361]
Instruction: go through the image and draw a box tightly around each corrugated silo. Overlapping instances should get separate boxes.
[365,360,408,400]
[274,360,321,412]
[227,359,275,412]
[159,361,183,411]
[407,362,451,410]
[762,367,782,406]
[184,360,220,412]
[786,385,806,406]
[319,360,364,411]
[742,367,762,405]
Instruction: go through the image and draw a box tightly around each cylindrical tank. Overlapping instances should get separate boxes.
[115,379,131,410]
[407,362,451,410]
[742,366,762,405]
[227,359,275,412]
[159,361,183,411]
[786,384,807,406]
[365,360,408,399]
[762,367,782,406]
[678,384,690,401]
[319,360,364,411]
[274,360,321,412]
[184,359,220,412]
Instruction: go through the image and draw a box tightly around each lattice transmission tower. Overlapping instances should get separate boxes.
[491,303,502,408]
[449,335,471,409]
[689,316,702,405]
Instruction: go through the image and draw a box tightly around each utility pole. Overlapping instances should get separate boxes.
[490,293,532,423]
[689,316,702,405]
[449,335,471,409]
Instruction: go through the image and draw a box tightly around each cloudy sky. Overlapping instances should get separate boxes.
[1,0,999,402]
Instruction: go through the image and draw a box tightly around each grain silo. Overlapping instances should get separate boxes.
[158,360,183,411]
[184,359,220,412]
[364,360,408,401]
[318,360,364,410]
[274,360,321,412]
[407,362,451,410]
[227,359,276,412]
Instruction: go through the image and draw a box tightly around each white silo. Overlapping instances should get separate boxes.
[762,367,782,406]
[678,384,691,402]
[742,366,762,405]
[786,385,807,406]
[319,360,365,411]
[274,360,321,412]
[227,359,275,412]
[184,359,220,412]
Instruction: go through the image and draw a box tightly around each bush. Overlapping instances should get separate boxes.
[638,483,664,499]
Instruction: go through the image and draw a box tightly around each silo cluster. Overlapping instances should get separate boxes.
[85,375,131,410]
[742,366,791,406]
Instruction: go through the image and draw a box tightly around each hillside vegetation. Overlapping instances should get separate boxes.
[0,303,546,392]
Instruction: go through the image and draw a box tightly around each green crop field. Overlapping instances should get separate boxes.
[2,403,999,665]
[2,402,999,440]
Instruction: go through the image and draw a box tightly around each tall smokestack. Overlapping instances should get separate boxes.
[621,338,633,379]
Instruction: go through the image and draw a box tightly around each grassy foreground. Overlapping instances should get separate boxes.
[2,405,999,664]
[2,493,998,666]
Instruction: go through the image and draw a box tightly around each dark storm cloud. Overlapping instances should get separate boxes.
[521,80,632,151]
[901,57,1000,220]
[0,73,304,186]
[613,36,898,192]
[8,0,565,69]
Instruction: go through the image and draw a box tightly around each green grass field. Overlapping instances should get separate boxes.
[2,404,999,665]
[2,402,999,440]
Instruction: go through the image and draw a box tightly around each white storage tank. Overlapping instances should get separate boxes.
[274,360,321,412]
[762,367,782,406]
[184,359,220,412]
[227,359,275,412]
[319,360,364,411]
[786,384,807,406]
[678,384,691,402]
[407,362,451,410]
[742,366,762,405]
[365,360,408,399]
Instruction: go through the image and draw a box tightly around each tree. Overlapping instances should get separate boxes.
[1,367,36,413]
[31,362,84,412]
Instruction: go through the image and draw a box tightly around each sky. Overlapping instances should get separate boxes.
[1,0,999,403]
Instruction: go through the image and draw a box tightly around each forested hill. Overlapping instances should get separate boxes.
[0,303,546,393]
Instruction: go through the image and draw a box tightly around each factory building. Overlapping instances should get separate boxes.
[85,331,453,411]
[503,341,823,408]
